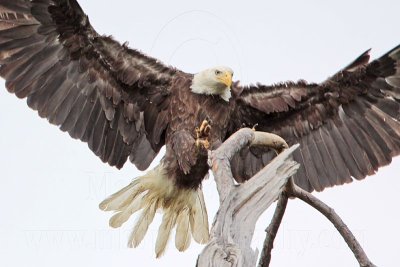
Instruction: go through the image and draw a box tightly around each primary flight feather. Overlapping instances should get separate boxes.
[1,0,399,257]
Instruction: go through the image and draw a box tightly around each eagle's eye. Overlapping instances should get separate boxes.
[215,70,222,75]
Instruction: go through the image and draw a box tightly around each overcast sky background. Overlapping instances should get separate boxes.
[0,0,399,266]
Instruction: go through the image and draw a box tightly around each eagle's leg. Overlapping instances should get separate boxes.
[195,119,211,150]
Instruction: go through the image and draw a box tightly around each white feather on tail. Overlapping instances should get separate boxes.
[189,190,210,244]
[99,164,210,257]
[108,191,145,228]
[155,208,178,258]
[175,209,191,252]
[128,200,158,248]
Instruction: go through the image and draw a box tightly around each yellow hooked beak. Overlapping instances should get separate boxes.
[218,72,233,88]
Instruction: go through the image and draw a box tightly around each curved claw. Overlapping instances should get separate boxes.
[195,119,212,150]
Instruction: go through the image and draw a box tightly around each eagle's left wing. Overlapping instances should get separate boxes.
[229,46,400,192]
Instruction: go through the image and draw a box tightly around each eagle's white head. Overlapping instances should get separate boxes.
[190,66,234,102]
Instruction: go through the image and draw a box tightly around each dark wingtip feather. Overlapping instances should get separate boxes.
[388,45,400,60]
[343,48,371,72]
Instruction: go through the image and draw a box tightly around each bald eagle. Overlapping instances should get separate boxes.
[1,0,400,258]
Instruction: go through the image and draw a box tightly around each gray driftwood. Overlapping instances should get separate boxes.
[197,128,300,267]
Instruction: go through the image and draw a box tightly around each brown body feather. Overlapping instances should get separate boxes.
[164,75,232,189]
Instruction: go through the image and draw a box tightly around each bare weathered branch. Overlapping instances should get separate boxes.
[257,179,377,267]
[207,128,254,202]
[197,128,299,267]
[287,179,377,267]
[258,192,289,267]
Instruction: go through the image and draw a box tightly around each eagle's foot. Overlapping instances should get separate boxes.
[196,139,210,150]
[195,120,211,150]
[196,120,211,138]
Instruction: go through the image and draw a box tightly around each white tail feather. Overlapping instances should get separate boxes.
[109,191,146,228]
[128,199,158,248]
[99,180,141,211]
[175,209,191,251]
[189,189,210,244]
[155,209,178,258]
[99,164,209,257]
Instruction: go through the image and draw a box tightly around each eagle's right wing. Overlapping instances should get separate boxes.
[0,0,179,170]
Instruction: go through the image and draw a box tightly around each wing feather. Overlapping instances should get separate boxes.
[291,149,313,192]
[299,138,323,191]
[0,0,179,170]
[231,45,400,192]
[77,96,101,141]
[311,130,338,186]
[305,133,330,189]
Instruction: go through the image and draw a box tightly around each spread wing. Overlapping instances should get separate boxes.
[229,46,400,192]
[0,0,179,170]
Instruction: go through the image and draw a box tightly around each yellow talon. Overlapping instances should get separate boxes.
[196,139,210,150]
[195,127,200,139]
[195,119,211,150]
[199,120,210,134]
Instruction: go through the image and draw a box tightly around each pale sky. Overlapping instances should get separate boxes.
[0,1,399,266]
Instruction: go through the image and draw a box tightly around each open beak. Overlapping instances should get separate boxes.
[219,72,233,88]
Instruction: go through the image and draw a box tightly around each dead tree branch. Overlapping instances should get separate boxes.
[286,179,377,267]
[258,178,377,267]
[197,128,300,267]
[258,192,289,267]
